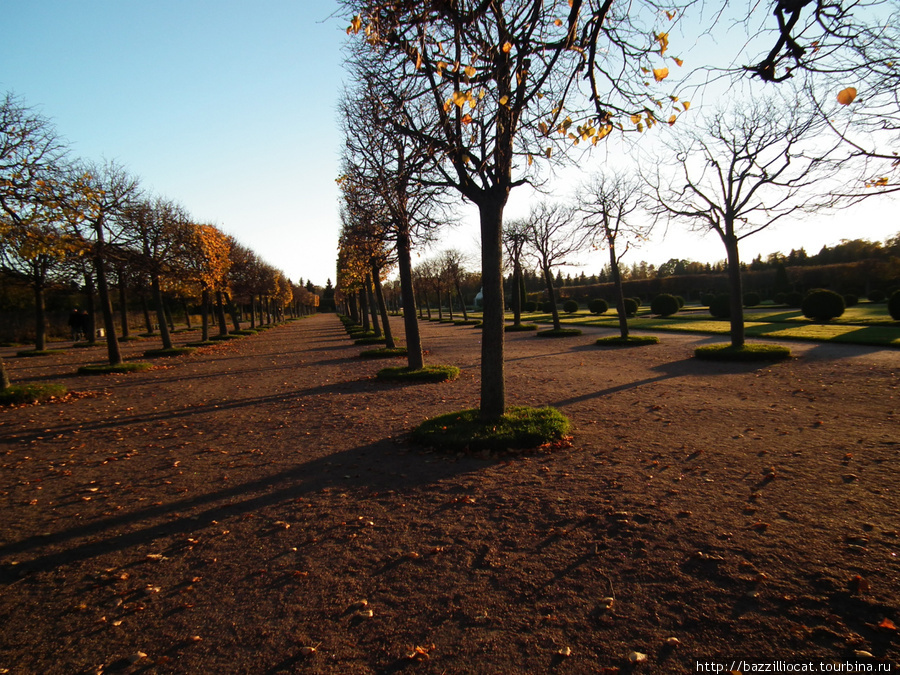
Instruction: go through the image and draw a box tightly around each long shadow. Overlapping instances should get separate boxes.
[0,377,401,444]
[551,356,772,407]
[0,440,488,580]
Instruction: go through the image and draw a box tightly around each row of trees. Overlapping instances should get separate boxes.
[0,93,317,389]
[337,0,898,422]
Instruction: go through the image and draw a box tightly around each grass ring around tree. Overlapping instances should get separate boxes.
[209,334,243,341]
[375,364,460,383]
[453,319,480,325]
[0,384,68,406]
[359,347,408,359]
[354,336,388,345]
[185,340,218,347]
[77,362,154,375]
[410,406,571,454]
[595,335,660,347]
[535,328,583,338]
[16,349,67,357]
[694,343,792,362]
[143,347,197,358]
[505,323,538,332]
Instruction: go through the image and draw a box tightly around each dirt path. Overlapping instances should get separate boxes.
[1,315,897,674]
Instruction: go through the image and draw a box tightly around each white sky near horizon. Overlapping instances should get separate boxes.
[2,1,897,288]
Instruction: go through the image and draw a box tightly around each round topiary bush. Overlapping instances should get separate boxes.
[743,292,761,307]
[709,294,731,319]
[843,293,859,308]
[631,297,643,308]
[562,299,579,314]
[700,293,716,307]
[623,297,638,316]
[887,290,900,320]
[774,292,787,305]
[523,301,537,312]
[868,290,886,303]
[786,291,804,308]
[801,289,845,321]
[588,298,608,315]
[650,293,680,317]
[675,295,685,308]
[541,301,555,313]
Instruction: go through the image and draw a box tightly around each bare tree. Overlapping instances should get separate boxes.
[524,201,586,332]
[649,95,843,347]
[503,218,530,328]
[343,1,694,420]
[577,170,650,338]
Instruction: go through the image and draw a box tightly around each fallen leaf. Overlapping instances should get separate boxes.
[878,618,897,631]
[558,646,572,657]
[629,651,648,663]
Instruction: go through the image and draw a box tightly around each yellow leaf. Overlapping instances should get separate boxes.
[502,42,512,53]
[453,91,467,107]
[682,101,690,111]
[554,19,563,27]
[630,114,642,124]
[837,87,857,105]
[637,122,644,132]
[461,114,472,125]
[499,95,509,105]
[641,67,650,74]
[538,121,549,135]
[478,89,486,100]
[527,154,533,166]
[666,10,676,20]
[668,114,677,126]
[465,65,476,78]
[656,32,669,55]
[653,67,669,82]
[545,147,552,158]
[673,57,684,67]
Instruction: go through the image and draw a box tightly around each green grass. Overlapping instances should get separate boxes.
[595,335,660,347]
[118,335,144,342]
[77,362,154,375]
[376,364,460,382]
[0,383,68,405]
[230,329,257,335]
[16,349,67,357]
[143,347,197,358]
[694,343,793,362]
[209,334,242,341]
[453,319,480,325]
[505,323,538,332]
[410,406,571,453]
[535,328,583,338]
[355,336,388,345]
[359,347,408,359]
[185,340,218,347]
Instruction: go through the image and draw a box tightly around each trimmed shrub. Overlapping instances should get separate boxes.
[523,301,537,312]
[535,327,582,338]
[588,298,608,315]
[630,297,643,308]
[868,290,886,303]
[801,289,845,321]
[887,290,900,320]
[541,301,555,313]
[623,297,638,316]
[675,295,685,308]
[0,383,68,405]
[700,293,716,307]
[650,293,680,317]
[786,291,804,308]
[562,299,579,314]
[376,364,460,382]
[743,292,761,307]
[709,294,731,319]
[774,292,787,305]
[595,335,659,347]
[843,294,859,308]
[505,323,538,332]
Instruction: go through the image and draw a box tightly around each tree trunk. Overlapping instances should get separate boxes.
[141,294,154,335]
[365,274,382,337]
[117,272,130,340]
[723,230,746,347]
[226,293,241,332]
[93,242,122,365]
[609,242,629,339]
[82,271,97,344]
[436,288,444,320]
[447,287,454,320]
[510,264,522,327]
[478,195,507,421]
[33,277,46,351]
[359,289,370,332]
[457,283,469,322]
[396,226,424,369]
[165,301,175,332]
[215,291,228,336]
[423,290,431,319]
[151,273,173,350]
[201,288,210,342]
[249,296,257,329]
[0,359,10,390]
[542,265,562,331]
[371,260,395,349]
[182,299,192,330]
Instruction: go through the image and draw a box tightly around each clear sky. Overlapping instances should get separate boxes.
[3,2,897,288]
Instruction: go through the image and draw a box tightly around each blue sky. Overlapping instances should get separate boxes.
[3,2,897,288]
